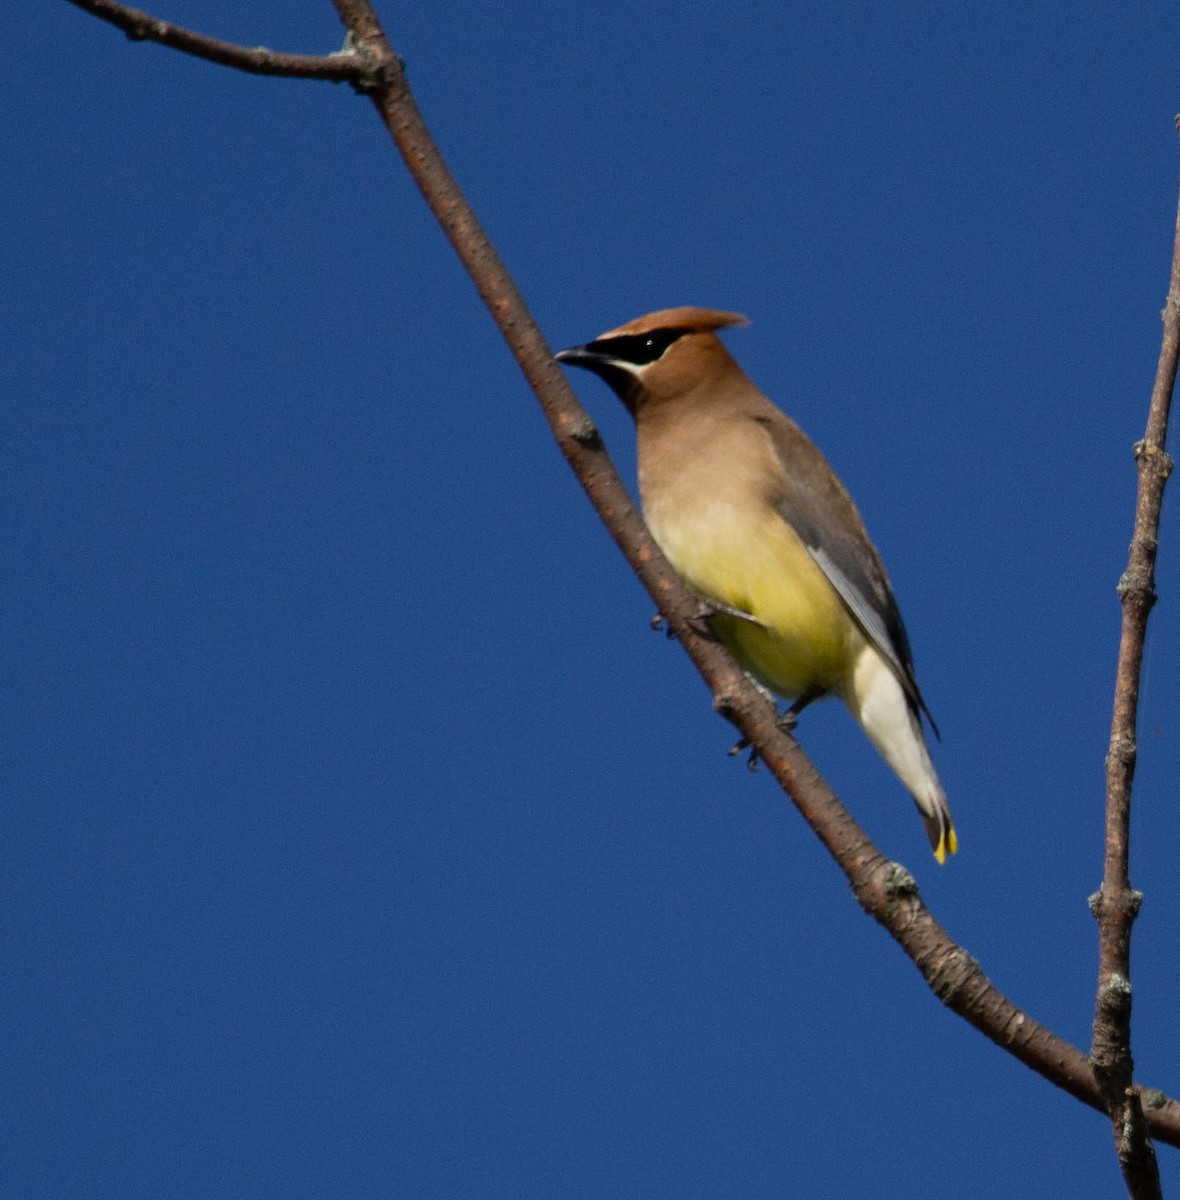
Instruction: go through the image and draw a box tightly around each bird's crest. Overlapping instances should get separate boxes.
[594,307,748,341]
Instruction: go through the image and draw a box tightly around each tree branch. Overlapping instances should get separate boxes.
[319,3,1180,1150]
[68,0,1180,1157]
[1088,124,1180,1200]
[64,0,367,81]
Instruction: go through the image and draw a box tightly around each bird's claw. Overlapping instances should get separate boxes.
[651,606,723,640]
[696,598,763,628]
[727,704,804,771]
[727,735,761,771]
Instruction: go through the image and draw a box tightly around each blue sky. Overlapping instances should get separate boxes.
[8,3,1180,1196]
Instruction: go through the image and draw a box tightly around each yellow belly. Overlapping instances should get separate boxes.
[649,499,856,701]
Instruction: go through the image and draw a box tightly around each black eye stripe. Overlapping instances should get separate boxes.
[586,327,693,366]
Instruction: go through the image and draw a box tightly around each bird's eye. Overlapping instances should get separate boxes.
[589,328,692,366]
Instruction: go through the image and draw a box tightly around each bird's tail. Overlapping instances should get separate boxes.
[914,780,957,865]
[847,648,957,863]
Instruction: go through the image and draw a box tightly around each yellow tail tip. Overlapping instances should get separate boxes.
[933,826,959,865]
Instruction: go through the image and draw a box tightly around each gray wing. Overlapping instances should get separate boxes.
[756,415,939,736]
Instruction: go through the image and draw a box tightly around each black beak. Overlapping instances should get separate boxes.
[554,344,598,367]
[553,344,640,413]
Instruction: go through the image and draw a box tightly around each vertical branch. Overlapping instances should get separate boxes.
[1090,124,1180,1200]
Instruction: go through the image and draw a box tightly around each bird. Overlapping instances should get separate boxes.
[555,306,956,862]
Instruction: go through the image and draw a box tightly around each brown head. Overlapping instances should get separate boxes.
[555,307,749,414]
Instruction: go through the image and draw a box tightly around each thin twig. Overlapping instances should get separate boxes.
[68,0,1180,1155]
[65,0,367,80]
[1089,125,1180,1200]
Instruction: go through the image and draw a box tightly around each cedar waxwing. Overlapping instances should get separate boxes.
[556,306,956,862]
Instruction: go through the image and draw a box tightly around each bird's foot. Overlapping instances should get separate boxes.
[698,597,763,627]
[776,708,801,732]
[726,700,809,771]
[727,735,761,772]
[653,597,761,640]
